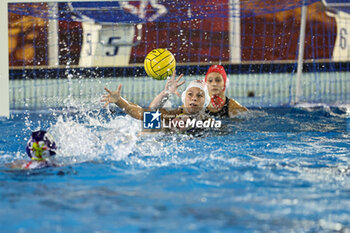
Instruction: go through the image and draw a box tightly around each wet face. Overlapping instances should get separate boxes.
[184,87,206,114]
[206,72,225,96]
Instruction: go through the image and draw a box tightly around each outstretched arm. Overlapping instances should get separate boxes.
[102,84,144,120]
[149,72,185,110]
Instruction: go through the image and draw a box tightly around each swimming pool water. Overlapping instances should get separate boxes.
[0,105,350,232]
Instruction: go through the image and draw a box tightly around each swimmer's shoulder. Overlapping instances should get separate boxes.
[228,98,248,117]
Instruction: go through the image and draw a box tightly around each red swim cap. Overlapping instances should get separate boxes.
[204,65,228,91]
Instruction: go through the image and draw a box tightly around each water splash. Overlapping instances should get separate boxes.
[48,111,141,165]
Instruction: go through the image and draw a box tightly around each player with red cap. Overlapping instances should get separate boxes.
[204,65,247,117]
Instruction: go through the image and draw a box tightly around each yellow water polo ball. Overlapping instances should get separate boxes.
[144,48,176,80]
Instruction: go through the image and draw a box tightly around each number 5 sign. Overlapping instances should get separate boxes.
[79,22,136,67]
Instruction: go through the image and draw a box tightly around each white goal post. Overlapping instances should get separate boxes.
[0,1,9,118]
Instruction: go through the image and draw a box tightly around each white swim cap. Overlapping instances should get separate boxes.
[181,80,210,108]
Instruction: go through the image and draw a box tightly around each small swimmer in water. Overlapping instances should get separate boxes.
[102,72,219,133]
[8,130,58,169]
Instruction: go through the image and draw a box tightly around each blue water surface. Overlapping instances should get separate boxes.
[0,106,350,233]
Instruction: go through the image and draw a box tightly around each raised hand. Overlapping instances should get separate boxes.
[101,84,122,107]
[164,72,185,97]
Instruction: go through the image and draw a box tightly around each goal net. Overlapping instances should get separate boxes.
[7,0,350,109]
